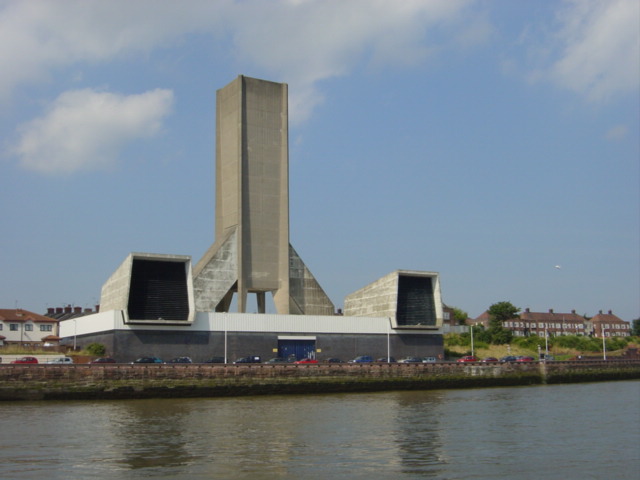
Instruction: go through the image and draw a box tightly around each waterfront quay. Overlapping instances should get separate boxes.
[1,359,639,401]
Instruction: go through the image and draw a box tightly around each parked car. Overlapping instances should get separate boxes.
[376,357,397,363]
[422,356,438,363]
[348,355,374,363]
[11,356,38,364]
[456,355,478,363]
[398,356,423,363]
[482,357,499,363]
[294,358,318,364]
[233,356,261,364]
[323,357,343,363]
[264,357,289,364]
[132,356,163,364]
[167,356,192,364]
[516,356,535,362]
[90,357,116,364]
[500,355,519,363]
[204,356,226,363]
[45,357,74,364]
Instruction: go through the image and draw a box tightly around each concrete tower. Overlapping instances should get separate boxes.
[193,75,334,315]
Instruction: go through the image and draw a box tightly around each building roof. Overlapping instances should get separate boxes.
[0,308,58,323]
[520,308,584,322]
[475,308,586,323]
[590,310,627,325]
[41,335,62,341]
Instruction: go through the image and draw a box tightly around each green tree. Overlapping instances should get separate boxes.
[85,342,106,356]
[452,307,469,325]
[632,318,640,336]
[486,301,519,344]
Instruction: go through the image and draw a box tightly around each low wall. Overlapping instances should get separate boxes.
[1,360,638,401]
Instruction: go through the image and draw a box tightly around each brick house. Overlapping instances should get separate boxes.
[0,309,60,347]
[587,310,631,338]
[473,308,630,338]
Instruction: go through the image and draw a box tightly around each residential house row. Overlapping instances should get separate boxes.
[471,308,631,338]
[0,306,97,347]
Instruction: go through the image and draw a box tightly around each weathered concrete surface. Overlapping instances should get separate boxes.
[1,360,638,401]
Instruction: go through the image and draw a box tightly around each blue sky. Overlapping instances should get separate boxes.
[1,0,638,321]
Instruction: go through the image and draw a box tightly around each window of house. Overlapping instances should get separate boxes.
[25,324,33,331]
[10,324,19,331]
[40,324,53,332]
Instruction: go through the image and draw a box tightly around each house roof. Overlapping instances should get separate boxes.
[520,310,584,322]
[0,308,58,323]
[590,311,627,325]
[475,308,585,323]
[41,335,62,341]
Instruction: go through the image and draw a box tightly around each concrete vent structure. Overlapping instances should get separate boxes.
[193,75,334,315]
[343,270,443,329]
[100,253,195,324]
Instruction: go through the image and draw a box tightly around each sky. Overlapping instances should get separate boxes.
[1,0,638,321]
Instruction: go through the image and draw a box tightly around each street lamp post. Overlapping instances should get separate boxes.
[544,325,549,357]
[387,319,391,362]
[602,327,607,361]
[470,324,474,357]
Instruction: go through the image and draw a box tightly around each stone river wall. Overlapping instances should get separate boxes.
[1,360,638,401]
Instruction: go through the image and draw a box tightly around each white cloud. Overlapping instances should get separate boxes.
[0,0,479,121]
[11,88,174,174]
[228,0,478,121]
[605,124,628,141]
[543,0,639,102]
[0,0,226,100]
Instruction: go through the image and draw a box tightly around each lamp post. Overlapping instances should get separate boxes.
[545,325,549,357]
[387,319,391,362]
[602,327,607,361]
[470,324,474,357]
[224,314,228,364]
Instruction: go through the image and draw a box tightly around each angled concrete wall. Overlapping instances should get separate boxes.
[100,253,195,324]
[344,270,443,329]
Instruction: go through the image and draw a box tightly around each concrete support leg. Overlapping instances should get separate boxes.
[257,292,266,314]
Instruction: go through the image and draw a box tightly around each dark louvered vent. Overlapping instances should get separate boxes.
[397,275,436,326]
[128,259,189,321]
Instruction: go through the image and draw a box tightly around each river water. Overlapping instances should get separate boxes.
[2,380,638,480]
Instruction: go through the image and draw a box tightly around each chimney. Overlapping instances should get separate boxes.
[64,306,72,314]
[56,307,63,314]
[525,308,530,313]
[47,308,54,314]
[549,308,554,314]
[571,310,576,314]
[74,306,82,314]
[599,310,603,314]
[608,310,612,315]
[84,308,92,313]
[95,304,100,313]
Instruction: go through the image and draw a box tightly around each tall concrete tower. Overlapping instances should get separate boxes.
[193,75,334,315]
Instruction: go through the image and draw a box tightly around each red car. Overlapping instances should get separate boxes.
[516,356,535,362]
[456,355,478,363]
[482,357,499,363]
[294,358,318,364]
[11,356,38,364]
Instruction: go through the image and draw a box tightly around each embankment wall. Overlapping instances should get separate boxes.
[1,360,638,401]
